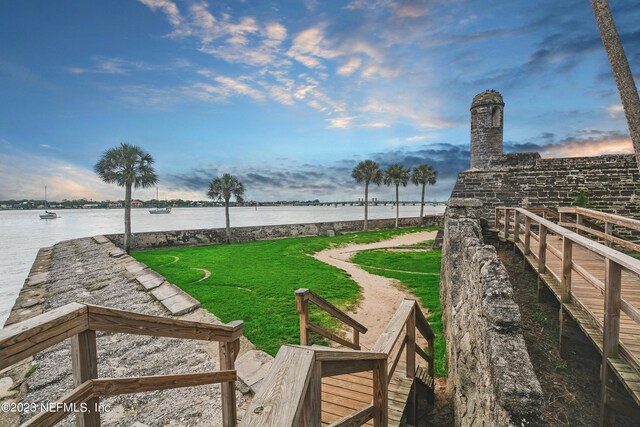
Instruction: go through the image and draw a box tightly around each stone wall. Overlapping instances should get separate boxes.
[106,215,442,250]
[441,199,542,426]
[451,153,640,225]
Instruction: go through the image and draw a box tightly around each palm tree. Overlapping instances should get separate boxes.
[94,143,157,254]
[590,0,640,171]
[384,163,410,228]
[411,164,438,218]
[207,173,245,243]
[352,160,383,231]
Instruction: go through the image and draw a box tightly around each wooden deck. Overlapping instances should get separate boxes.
[497,207,640,416]
[321,362,415,427]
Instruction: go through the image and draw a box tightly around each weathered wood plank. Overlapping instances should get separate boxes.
[91,371,236,396]
[326,405,373,427]
[71,330,99,427]
[239,346,315,427]
[87,305,243,342]
[22,381,94,427]
[308,323,360,350]
[302,289,368,334]
[0,303,88,370]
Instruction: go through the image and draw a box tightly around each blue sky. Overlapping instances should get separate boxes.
[0,0,638,202]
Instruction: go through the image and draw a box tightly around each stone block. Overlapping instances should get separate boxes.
[135,273,164,291]
[27,272,47,287]
[150,283,181,301]
[160,293,200,316]
[235,350,274,394]
[92,235,110,244]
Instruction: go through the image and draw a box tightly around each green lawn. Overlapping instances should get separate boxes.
[131,227,436,355]
[351,249,446,377]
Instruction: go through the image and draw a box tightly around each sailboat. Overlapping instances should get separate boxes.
[39,186,58,219]
[149,187,171,214]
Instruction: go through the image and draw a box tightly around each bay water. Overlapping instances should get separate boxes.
[0,204,445,325]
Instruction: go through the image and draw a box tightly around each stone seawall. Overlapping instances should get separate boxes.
[451,154,640,225]
[441,199,542,426]
[106,215,442,249]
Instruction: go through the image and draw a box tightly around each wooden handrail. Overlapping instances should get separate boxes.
[1,303,243,427]
[558,206,640,252]
[498,206,640,423]
[293,292,437,426]
[240,345,388,427]
[296,288,368,350]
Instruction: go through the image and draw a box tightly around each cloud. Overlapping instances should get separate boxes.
[337,57,362,75]
[288,27,340,68]
[138,0,184,32]
[505,130,633,158]
[605,104,624,118]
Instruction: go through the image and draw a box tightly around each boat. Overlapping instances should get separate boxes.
[39,186,58,219]
[149,187,171,214]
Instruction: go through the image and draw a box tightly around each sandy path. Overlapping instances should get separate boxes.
[313,230,438,350]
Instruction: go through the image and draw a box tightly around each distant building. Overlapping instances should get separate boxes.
[131,200,144,208]
[83,204,99,209]
[108,202,123,208]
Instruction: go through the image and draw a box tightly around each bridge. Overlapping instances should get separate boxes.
[290,200,447,207]
[496,206,640,425]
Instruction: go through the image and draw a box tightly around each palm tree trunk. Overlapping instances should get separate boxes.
[124,183,132,254]
[224,199,231,244]
[364,181,369,231]
[591,0,640,171]
[420,183,425,218]
[395,184,399,228]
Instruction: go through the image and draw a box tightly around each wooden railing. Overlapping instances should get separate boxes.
[239,345,388,427]
[292,291,435,426]
[523,207,559,221]
[496,207,640,423]
[558,206,640,251]
[296,288,368,350]
[0,303,244,427]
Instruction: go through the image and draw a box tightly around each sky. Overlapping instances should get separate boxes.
[0,0,639,202]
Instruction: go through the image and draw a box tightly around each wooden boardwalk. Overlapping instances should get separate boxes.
[321,362,416,426]
[497,207,640,423]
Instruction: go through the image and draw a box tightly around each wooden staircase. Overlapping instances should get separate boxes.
[241,289,436,427]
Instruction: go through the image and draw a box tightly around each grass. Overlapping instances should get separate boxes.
[131,226,436,356]
[351,248,446,377]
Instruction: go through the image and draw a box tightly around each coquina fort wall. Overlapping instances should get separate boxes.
[451,90,640,226]
[106,215,442,250]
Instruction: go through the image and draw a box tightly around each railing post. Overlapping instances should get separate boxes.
[503,209,510,240]
[372,359,388,427]
[561,237,573,303]
[296,289,310,346]
[576,213,583,235]
[524,217,531,256]
[514,210,521,249]
[353,327,360,350]
[71,330,100,427]
[427,335,435,405]
[405,308,417,426]
[220,339,239,427]
[605,222,613,248]
[600,259,622,426]
[302,361,322,427]
[537,224,548,302]
[559,237,573,358]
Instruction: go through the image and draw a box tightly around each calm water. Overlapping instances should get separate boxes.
[0,205,444,325]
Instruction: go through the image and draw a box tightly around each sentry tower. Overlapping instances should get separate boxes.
[470,90,504,169]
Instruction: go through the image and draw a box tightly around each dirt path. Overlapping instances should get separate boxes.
[313,230,437,350]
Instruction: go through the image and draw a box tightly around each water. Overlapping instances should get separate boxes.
[0,204,445,325]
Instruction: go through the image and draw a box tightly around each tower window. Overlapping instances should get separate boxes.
[491,106,501,127]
